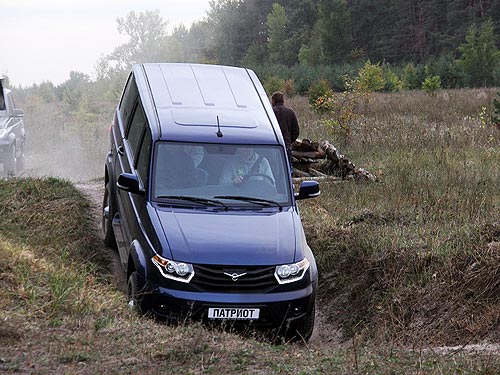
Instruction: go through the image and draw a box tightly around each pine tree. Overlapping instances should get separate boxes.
[457,19,500,87]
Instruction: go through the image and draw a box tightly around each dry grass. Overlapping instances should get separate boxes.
[297,88,500,346]
[1,88,500,373]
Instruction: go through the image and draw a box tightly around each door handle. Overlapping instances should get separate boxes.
[117,145,125,156]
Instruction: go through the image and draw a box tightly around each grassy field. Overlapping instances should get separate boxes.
[293,89,500,345]
[1,89,499,373]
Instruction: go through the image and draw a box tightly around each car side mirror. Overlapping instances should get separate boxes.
[117,173,144,195]
[12,108,24,117]
[295,180,320,200]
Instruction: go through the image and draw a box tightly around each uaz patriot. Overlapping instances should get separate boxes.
[102,63,320,340]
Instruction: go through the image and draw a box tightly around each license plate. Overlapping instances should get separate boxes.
[208,307,260,320]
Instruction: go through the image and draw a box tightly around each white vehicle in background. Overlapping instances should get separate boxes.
[0,79,25,176]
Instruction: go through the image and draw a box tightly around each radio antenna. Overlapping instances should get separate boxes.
[216,116,223,138]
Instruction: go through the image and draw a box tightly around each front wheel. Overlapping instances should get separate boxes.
[16,144,25,173]
[288,304,315,342]
[127,271,145,315]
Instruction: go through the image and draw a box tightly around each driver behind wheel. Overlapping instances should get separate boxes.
[219,147,275,186]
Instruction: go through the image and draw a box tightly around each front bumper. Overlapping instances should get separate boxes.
[138,278,316,329]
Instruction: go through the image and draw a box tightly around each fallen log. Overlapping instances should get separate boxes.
[291,150,325,159]
[291,139,378,182]
[292,139,320,152]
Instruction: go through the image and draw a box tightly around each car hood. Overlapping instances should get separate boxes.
[154,208,297,265]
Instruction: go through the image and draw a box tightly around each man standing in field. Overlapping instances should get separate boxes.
[271,91,299,168]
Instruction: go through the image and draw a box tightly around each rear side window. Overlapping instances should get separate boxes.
[136,127,152,188]
[119,74,138,127]
[127,101,146,158]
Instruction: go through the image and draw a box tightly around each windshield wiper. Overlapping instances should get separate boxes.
[214,195,282,210]
[157,195,228,210]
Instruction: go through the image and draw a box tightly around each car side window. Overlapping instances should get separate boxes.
[119,74,138,127]
[136,127,152,189]
[127,101,146,159]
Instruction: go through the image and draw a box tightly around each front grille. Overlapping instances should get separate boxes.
[191,265,278,293]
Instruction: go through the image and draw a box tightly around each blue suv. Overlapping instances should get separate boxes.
[102,63,320,341]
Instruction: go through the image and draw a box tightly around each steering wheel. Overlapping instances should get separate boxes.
[242,173,275,185]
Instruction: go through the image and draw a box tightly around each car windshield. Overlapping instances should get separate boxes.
[152,142,292,207]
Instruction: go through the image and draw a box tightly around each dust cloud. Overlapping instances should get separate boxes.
[19,100,111,182]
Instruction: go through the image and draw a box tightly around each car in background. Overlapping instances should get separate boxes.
[0,79,25,176]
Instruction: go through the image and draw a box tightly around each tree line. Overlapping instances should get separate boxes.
[6,1,500,180]
[97,0,500,94]
[10,0,500,105]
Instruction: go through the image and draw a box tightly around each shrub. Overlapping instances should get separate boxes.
[263,75,285,96]
[492,91,500,127]
[383,66,402,92]
[315,75,367,138]
[321,117,351,138]
[402,63,419,90]
[422,75,441,95]
[283,79,296,98]
[355,60,385,93]
[428,53,464,89]
[308,79,333,105]
[457,19,500,88]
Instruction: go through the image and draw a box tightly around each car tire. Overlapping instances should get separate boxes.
[127,271,143,315]
[15,144,25,173]
[102,182,117,248]
[289,304,315,342]
[4,145,17,177]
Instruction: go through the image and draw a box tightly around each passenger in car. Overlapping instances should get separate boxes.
[156,146,207,189]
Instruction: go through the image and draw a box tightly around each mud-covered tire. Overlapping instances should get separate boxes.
[102,182,117,248]
[4,145,17,177]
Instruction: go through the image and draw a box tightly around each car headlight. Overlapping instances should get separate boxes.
[274,258,309,284]
[152,254,194,283]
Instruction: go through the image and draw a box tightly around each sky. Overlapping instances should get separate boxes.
[0,0,210,87]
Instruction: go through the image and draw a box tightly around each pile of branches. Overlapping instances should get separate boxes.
[291,139,377,181]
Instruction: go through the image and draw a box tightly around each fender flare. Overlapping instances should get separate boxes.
[127,239,148,280]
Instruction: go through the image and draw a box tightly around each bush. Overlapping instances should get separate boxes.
[422,75,441,95]
[427,54,464,89]
[312,75,367,138]
[492,91,500,127]
[457,19,500,88]
[308,79,333,105]
[283,79,296,98]
[355,60,385,93]
[383,66,402,92]
[402,63,427,90]
[263,75,285,96]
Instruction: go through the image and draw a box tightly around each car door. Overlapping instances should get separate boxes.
[115,77,148,265]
